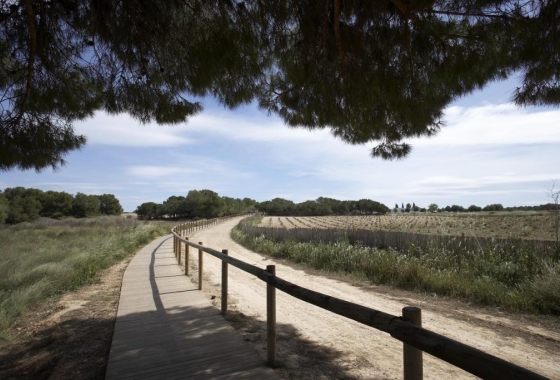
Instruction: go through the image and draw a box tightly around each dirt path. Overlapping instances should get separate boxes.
[190,217,560,379]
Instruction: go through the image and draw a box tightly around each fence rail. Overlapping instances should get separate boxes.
[170,218,548,380]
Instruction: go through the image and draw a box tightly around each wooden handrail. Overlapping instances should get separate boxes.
[170,219,547,380]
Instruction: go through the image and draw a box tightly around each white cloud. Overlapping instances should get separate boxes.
[74,112,196,147]
[413,104,560,147]
[412,173,559,189]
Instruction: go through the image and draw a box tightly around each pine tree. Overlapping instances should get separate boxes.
[2,1,559,170]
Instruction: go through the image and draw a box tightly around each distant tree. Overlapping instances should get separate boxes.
[468,205,482,212]
[160,196,186,218]
[296,200,322,216]
[428,203,438,213]
[187,190,225,218]
[6,195,41,223]
[221,196,256,215]
[334,201,353,215]
[242,198,258,212]
[257,198,296,216]
[450,205,465,212]
[135,202,159,220]
[4,187,42,223]
[483,204,504,212]
[40,191,74,218]
[98,194,123,215]
[315,197,337,215]
[445,206,451,212]
[0,192,9,223]
[405,203,411,212]
[402,203,404,209]
[412,203,420,212]
[72,193,100,217]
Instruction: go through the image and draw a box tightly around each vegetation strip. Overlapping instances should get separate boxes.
[233,217,560,315]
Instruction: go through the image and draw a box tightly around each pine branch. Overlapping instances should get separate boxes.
[15,0,37,124]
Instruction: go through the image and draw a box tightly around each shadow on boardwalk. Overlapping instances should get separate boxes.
[0,306,362,380]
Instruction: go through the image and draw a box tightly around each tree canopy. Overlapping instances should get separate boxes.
[0,187,123,223]
[257,197,390,216]
[135,190,257,220]
[2,0,559,170]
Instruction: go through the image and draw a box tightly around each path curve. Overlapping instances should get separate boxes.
[187,217,560,379]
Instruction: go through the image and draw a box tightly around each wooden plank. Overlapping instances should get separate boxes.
[105,235,278,380]
[114,351,266,380]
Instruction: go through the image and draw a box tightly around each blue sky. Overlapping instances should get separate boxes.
[1,79,559,212]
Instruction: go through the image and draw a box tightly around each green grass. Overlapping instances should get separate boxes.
[0,216,171,338]
[232,220,560,316]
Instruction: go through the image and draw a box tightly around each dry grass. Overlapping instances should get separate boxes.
[0,216,171,339]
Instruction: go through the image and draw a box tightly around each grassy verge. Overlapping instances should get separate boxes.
[0,216,171,338]
[232,220,560,316]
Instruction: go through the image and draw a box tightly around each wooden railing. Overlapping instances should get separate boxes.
[171,218,547,380]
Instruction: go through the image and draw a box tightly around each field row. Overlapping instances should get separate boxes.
[259,213,558,240]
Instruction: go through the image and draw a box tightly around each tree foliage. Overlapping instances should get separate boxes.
[0,187,123,223]
[40,190,73,218]
[1,0,559,170]
[135,190,257,220]
[0,192,8,223]
[98,193,123,215]
[257,197,389,216]
[71,192,100,218]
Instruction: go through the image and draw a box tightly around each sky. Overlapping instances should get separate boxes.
[1,79,559,212]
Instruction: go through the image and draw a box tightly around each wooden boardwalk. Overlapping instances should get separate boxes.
[105,235,278,380]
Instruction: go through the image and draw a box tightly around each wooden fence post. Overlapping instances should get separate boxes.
[185,238,190,276]
[266,265,276,367]
[173,235,177,257]
[198,242,203,290]
[221,249,228,315]
[403,306,423,380]
[177,238,182,266]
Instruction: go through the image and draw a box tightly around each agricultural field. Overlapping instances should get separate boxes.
[259,212,558,241]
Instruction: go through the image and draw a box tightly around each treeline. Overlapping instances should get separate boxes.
[0,187,123,224]
[423,203,558,213]
[256,197,390,216]
[135,190,258,220]
[438,204,504,212]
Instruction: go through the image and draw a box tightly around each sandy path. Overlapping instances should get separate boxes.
[187,218,560,379]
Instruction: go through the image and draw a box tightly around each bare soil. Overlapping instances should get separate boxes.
[1,217,558,379]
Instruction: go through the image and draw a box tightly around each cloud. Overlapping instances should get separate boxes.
[411,173,559,190]
[127,156,254,183]
[412,104,560,147]
[74,112,196,147]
